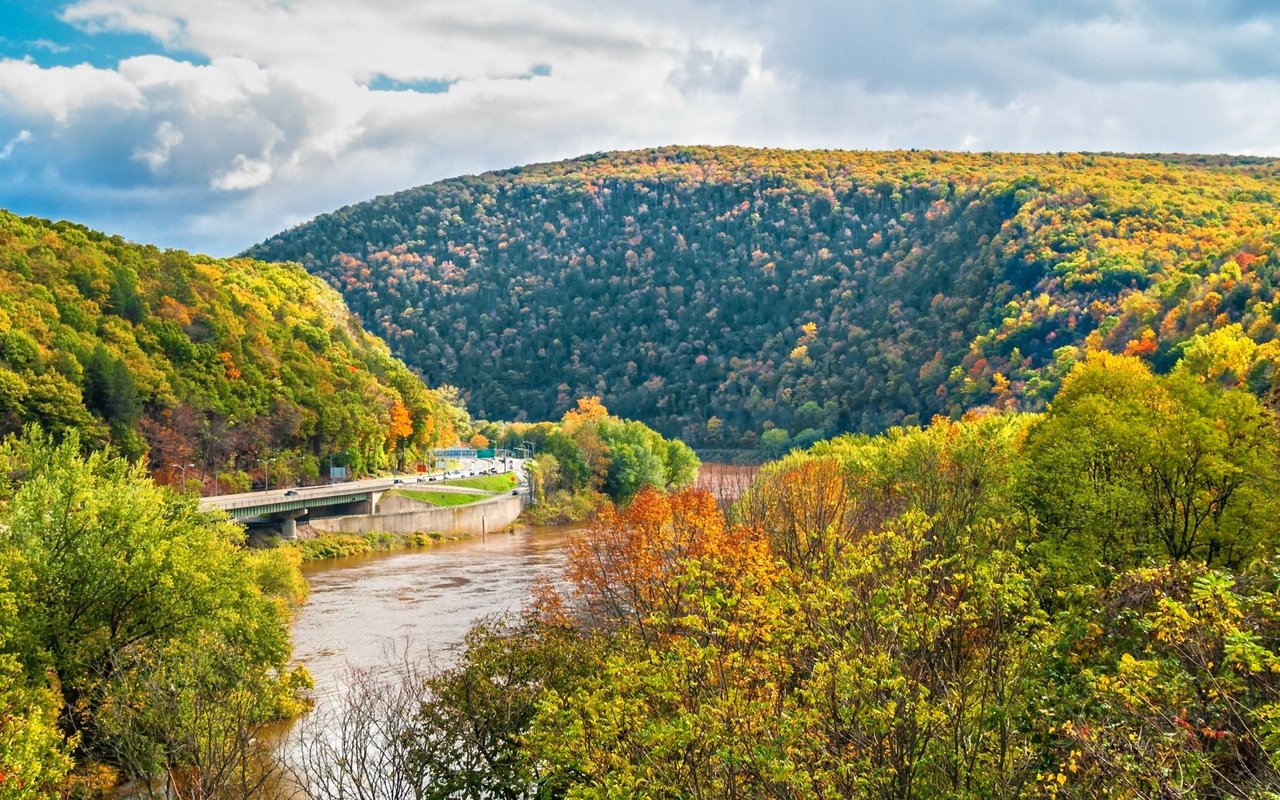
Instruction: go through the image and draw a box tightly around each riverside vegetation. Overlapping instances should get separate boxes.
[482,395,700,524]
[293,352,1280,800]
[0,399,698,797]
[0,427,310,800]
[0,407,697,795]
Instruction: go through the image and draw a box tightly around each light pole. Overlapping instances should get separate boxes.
[257,457,277,491]
[515,444,537,505]
[171,462,195,488]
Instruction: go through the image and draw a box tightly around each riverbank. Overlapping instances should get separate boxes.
[521,487,606,525]
[291,462,753,563]
[292,529,454,561]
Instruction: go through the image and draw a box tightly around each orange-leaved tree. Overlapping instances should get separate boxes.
[387,398,414,468]
[560,395,609,433]
[563,487,774,644]
[739,457,881,580]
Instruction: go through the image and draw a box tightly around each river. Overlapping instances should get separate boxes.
[290,464,756,696]
[292,523,582,697]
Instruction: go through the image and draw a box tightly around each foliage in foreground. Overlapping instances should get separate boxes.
[388,354,1280,799]
[0,428,308,798]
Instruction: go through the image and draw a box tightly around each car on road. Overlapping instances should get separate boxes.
[284,489,298,496]
[415,476,426,483]
[392,478,404,485]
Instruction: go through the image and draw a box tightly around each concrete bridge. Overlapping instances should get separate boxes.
[200,462,521,539]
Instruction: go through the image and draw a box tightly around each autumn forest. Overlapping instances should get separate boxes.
[4,145,1280,799]
[250,147,1280,453]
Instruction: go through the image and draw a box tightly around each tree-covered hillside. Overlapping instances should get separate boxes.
[0,211,461,490]
[248,147,1280,447]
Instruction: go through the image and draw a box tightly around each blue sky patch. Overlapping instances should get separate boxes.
[367,74,456,94]
[0,1,207,67]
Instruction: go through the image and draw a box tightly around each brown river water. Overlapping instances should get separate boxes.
[291,463,754,690]
[292,524,583,697]
[274,472,747,790]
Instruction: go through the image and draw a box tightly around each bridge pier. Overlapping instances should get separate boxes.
[349,489,385,515]
[272,509,309,541]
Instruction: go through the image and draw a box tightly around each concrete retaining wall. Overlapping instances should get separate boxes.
[309,494,524,537]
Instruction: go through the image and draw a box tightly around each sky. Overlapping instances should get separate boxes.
[2,0,1280,256]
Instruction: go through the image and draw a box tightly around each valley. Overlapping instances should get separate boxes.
[3,148,1280,800]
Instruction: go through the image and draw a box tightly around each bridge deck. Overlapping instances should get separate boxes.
[198,464,519,521]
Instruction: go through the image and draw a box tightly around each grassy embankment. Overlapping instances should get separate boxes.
[393,489,480,507]
[439,474,521,493]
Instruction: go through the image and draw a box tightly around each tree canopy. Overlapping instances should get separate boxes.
[0,427,308,797]
[395,355,1280,799]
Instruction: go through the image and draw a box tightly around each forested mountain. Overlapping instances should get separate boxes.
[248,146,1280,448]
[0,211,460,490]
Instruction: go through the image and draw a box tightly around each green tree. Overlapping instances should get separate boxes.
[81,344,141,429]
[529,452,561,505]
[1021,353,1280,582]
[0,550,72,800]
[0,427,305,780]
[598,420,665,503]
[760,427,791,458]
[662,438,699,489]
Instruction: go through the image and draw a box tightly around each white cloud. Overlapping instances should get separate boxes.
[0,58,141,121]
[29,39,70,54]
[132,120,182,170]
[211,153,272,190]
[0,0,1278,256]
[0,130,32,159]
[60,1,186,46]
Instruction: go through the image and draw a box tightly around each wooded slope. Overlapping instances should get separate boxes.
[0,211,459,488]
[247,146,1280,446]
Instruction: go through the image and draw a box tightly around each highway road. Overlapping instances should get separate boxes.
[199,457,527,514]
